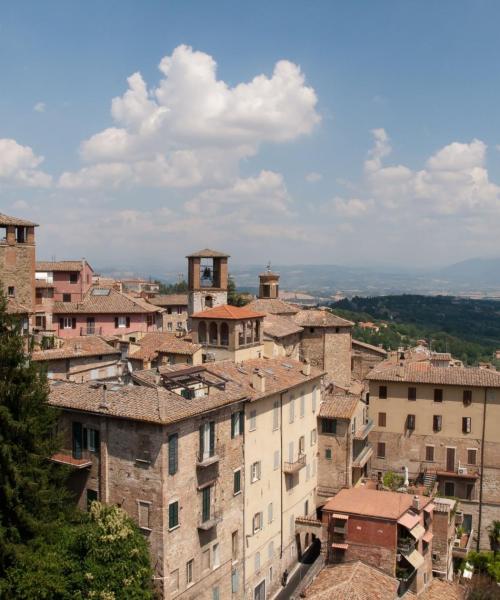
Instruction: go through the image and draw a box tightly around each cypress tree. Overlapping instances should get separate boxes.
[0,293,69,572]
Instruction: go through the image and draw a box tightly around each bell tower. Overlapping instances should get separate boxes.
[258,262,280,299]
[187,249,229,315]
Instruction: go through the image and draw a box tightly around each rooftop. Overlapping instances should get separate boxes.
[319,392,360,420]
[293,309,354,328]
[246,297,299,316]
[36,260,92,272]
[146,294,188,307]
[323,488,431,520]
[352,338,388,356]
[367,362,500,388]
[404,579,464,600]
[32,336,120,362]
[263,313,303,339]
[186,248,229,258]
[52,287,161,315]
[0,212,38,227]
[191,304,265,320]
[304,561,399,600]
[128,332,201,361]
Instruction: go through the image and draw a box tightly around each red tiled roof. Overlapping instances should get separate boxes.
[128,332,201,361]
[186,248,229,258]
[319,393,360,420]
[246,297,299,315]
[263,313,303,338]
[36,260,93,272]
[32,336,120,361]
[52,287,161,314]
[0,213,38,227]
[191,304,265,320]
[293,309,354,328]
[147,294,188,307]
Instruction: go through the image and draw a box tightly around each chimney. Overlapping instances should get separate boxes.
[302,359,311,376]
[412,495,420,511]
[252,368,266,393]
[99,384,108,409]
[155,368,161,386]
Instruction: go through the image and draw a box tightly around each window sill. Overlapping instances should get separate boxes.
[168,524,180,533]
[233,490,242,497]
[140,526,152,533]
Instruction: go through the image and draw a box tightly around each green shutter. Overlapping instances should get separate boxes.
[231,413,236,439]
[72,422,83,459]
[168,434,178,475]
[202,487,211,522]
[209,421,215,456]
[169,502,178,528]
[239,411,244,435]
[233,470,241,494]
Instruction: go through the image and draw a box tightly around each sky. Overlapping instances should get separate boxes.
[1,0,500,275]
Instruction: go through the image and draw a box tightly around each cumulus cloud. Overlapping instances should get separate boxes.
[305,171,322,183]
[331,197,374,217]
[0,138,52,187]
[60,44,320,190]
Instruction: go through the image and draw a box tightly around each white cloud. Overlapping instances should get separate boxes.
[305,171,322,183]
[0,138,52,187]
[331,197,374,217]
[33,102,46,113]
[60,44,320,190]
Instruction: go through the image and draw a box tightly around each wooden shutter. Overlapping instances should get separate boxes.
[199,425,204,459]
[72,422,83,459]
[231,413,236,439]
[168,434,178,475]
[59,317,64,329]
[378,412,386,427]
[71,317,76,329]
[209,421,215,456]
[114,317,119,328]
[126,316,130,328]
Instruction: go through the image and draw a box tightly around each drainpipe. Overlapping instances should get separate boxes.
[346,420,350,488]
[242,400,246,598]
[280,391,284,559]
[477,387,488,551]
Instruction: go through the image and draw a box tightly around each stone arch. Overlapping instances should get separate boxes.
[220,322,229,346]
[209,321,218,345]
[198,321,207,343]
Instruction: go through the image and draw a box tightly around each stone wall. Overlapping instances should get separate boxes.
[0,231,36,316]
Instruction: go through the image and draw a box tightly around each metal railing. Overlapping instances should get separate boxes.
[283,453,306,474]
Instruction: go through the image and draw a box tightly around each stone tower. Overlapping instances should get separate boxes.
[187,249,229,316]
[258,263,280,299]
[0,213,37,328]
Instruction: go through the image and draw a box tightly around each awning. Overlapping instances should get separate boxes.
[410,524,425,540]
[422,531,434,544]
[424,503,434,513]
[332,543,348,549]
[405,549,424,570]
[398,512,420,530]
[332,513,349,520]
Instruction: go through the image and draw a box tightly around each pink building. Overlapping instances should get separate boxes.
[36,260,94,303]
[52,287,163,338]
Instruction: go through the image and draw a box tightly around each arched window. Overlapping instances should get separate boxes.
[254,320,260,342]
[209,322,218,345]
[245,320,253,345]
[237,323,244,347]
[198,321,207,343]
[205,295,213,308]
[220,322,229,346]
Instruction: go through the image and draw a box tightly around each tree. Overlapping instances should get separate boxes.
[2,502,154,599]
[155,279,188,295]
[227,275,248,307]
[0,293,69,572]
[487,520,500,558]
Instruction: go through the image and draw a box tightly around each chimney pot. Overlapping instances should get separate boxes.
[302,359,311,376]
[412,495,420,510]
[252,369,266,393]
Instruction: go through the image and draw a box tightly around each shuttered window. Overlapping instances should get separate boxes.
[168,433,178,475]
[168,501,179,529]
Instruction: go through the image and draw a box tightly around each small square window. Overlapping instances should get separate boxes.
[325,448,332,460]
[408,387,417,401]
[462,417,472,434]
[69,272,78,284]
[378,412,386,427]
[186,559,194,585]
[7,286,15,297]
[467,449,477,465]
[377,442,386,458]
[168,501,179,529]
[463,390,472,406]
[425,445,434,462]
[62,293,71,302]
[434,389,443,402]
[379,385,387,399]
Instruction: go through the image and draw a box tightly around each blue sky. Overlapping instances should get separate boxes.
[1,1,500,274]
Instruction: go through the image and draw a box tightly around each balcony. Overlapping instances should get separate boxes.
[452,528,474,559]
[283,453,306,475]
[353,419,374,440]
[196,452,220,468]
[397,537,416,555]
[197,509,222,531]
[352,443,373,468]
[80,326,103,336]
[50,449,93,469]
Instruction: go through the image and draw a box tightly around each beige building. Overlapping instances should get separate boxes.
[367,362,500,550]
[127,331,203,370]
[147,294,189,332]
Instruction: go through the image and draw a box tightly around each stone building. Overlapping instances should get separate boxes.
[351,339,387,381]
[431,497,457,580]
[187,249,229,317]
[127,332,202,370]
[261,313,303,360]
[367,362,500,551]
[316,387,372,501]
[0,212,37,330]
[322,487,434,596]
[147,294,189,332]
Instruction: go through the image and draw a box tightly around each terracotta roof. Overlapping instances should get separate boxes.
[0,213,38,227]
[32,336,120,361]
[323,488,431,520]
[430,352,452,361]
[263,314,303,338]
[186,248,229,258]
[293,309,354,328]
[319,393,359,420]
[128,332,201,361]
[414,580,465,600]
[304,561,399,600]
[352,339,387,356]
[367,363,500,388]
[36,260,92,272]
[191,304,265,320]
[246,298,299,316]
[147,294,188,307]
[52,287,161,314]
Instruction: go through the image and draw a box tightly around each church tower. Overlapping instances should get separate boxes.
[187,249,229,316]
[258,263,280,299]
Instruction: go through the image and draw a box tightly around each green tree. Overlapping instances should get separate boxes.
[3,503,154,599]
[227,275,248,307]
[0,293,69,572]
[155,279,188,295]
[487,520,500,558]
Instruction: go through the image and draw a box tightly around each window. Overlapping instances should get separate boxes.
[310,428,317,445]
[231,569,239,593]
[269,566,273,585]
[322,419,337,434]
[379,385,387,399]
[253,512,263,533]
[298,435,305,455]
[273,450,280,470]
[167,322,173,331]
[202,486,211,522]
[289,395,295,423]
[168,433,178,475]
[408,387,417,401]
[312,458,317,476]
[249,409,257,431]
[147,314,155,326]
[378,412,386,427]
[168,501,179,529]
[407,414,416,430]
[212,588,220,600]
[463,390,472,406]
[289,514,295,538]
[268,502,273,524]
[62,293,71,302]
[462,417,472,434]
[325,448,332,460]
[425,445,435,462]
[251,461,261,482]
[312,385,318,412]
[232,530,239,560]
[351,418,356,434]
[62,317,75,329]
[7,286,14,297]
[233,469,241,494]
[186,559,194,585]
[444,481,455,497]
[86,488,98,510]
[288,441,294,463]
[306,464,310,481]
[300,394,305,418]
[467,448,477,465]
[434,389,443,402]
[268,541,274,560]
[377,442,386,458]
[85,427,100,452]
[199,421,215,461]
[170,569,179,593]
[231,411,244,438]
[254,551,261,572]
[272,400,279,430]
[115,316,130,328]
[69,272,78,284]
[138,501,151,530]
[212,543,220,569]
[433,415,442,432]
[203,548,211,571]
